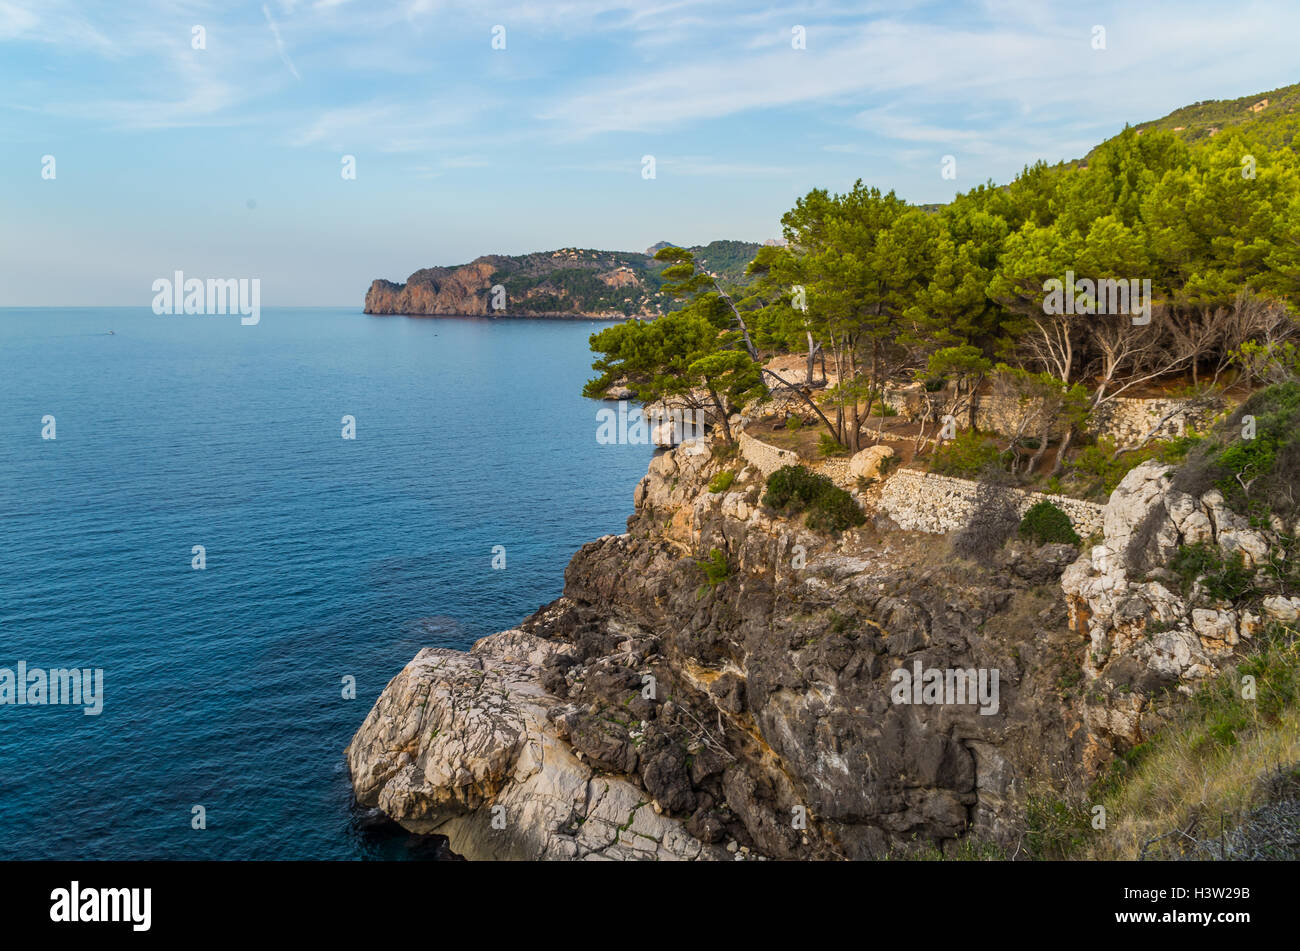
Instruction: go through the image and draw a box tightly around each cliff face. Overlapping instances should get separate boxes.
[363,253,654,318]
[363,242,765,318]
[346,436,1277,860]
[349,439,1096,859]
[1062,460,1298,773]
[364,261,500,316]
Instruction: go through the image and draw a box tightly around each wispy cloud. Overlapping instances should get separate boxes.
[262,3,301,80]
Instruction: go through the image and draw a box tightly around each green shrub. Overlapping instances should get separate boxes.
[807,486,866,533]
[1018,501,1081,545]
[695,548,730,591]
[785,415,804,432]
[763,464,865,533]
[711,441,738,463]
[1163,382,1300,525]
[818,433,850,457]
[764,464,824,510]
[1169,543,1255,602]
[1067,438,1156,496]
[929,429,1004,478]
[1152,624,1300,756]
[708,470,736,493]
[1024,795,1093,860]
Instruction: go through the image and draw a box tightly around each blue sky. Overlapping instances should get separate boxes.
[2,0,1299,306]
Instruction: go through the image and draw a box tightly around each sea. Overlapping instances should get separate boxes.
[0,307,654,859]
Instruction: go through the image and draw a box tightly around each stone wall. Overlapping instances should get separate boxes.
[972,394,1055,440]
[877,468,1105,537]
[971,391,1218,448]
[737,430,801,478]
[738,428,1104,537]
[1087,397,1215,446]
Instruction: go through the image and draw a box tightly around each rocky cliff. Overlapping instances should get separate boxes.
[347,429,1294,860]
[363,242,763,318]
[1062,459,1300,773]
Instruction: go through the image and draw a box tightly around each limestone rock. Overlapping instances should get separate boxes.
[848,444,896,481]
[346,629,725,861]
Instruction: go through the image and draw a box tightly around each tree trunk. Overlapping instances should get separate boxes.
[1050,426,1074,477]
[700,265,758,361]
[709,389,732,442]
[848,348,861,452]
[1028,417,1051,475]
[760,368,836,443]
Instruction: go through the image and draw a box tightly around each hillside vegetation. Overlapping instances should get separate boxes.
[366,240,762,318]
[1126,81,1300,151]
[588,80,1300,477]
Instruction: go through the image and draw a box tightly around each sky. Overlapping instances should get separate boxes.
[1,0,1298,306]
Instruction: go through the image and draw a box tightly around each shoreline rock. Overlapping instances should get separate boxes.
[346,628,729,860]
[348,430,1281,859]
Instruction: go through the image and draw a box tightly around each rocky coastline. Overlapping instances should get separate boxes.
[346,426,1293,860]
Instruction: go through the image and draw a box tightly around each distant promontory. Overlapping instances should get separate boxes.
[363,241,764,318]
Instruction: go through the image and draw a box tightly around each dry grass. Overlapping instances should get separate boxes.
[1084,707,1300,859]
[1079,631,1300,860]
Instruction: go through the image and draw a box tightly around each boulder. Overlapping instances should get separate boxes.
[346,629,726,861]
[848,444,896,481]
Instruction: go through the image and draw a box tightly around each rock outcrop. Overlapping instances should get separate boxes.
[364,242,764,318]
[364,252,650,318]
[350,433,1108,859]
[365,261,501,317]
[349,433,1287,859]
[1060,460,1287,771]
[346,629,728,860]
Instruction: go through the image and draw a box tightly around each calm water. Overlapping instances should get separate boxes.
[0,307,653,859]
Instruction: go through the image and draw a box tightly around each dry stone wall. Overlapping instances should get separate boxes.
[738,429,1103,537]
[737,430,801,477]
[878,468,1104,537]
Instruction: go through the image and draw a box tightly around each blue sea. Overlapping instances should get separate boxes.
[0,308,654,860]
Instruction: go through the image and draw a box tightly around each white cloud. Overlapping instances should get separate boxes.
[262,3,301,80]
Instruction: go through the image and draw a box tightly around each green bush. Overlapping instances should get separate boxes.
[1169,543,1255,602]
[764,464,825,510]
[818,433,850,457]
[711,441,738,463]
[763,464,865,533]
[708,470,736,493]
[1018,501,1081,545]
[785,415,804,432]
[807,487,865,533]
[1191,629,1300,751]
[929,429,1005,478]
[1024,795,1093,861]
[1065,435,1203,500]
[1155,382,1300,530]
[1067,438,1156,496]
[695,548,730,590]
